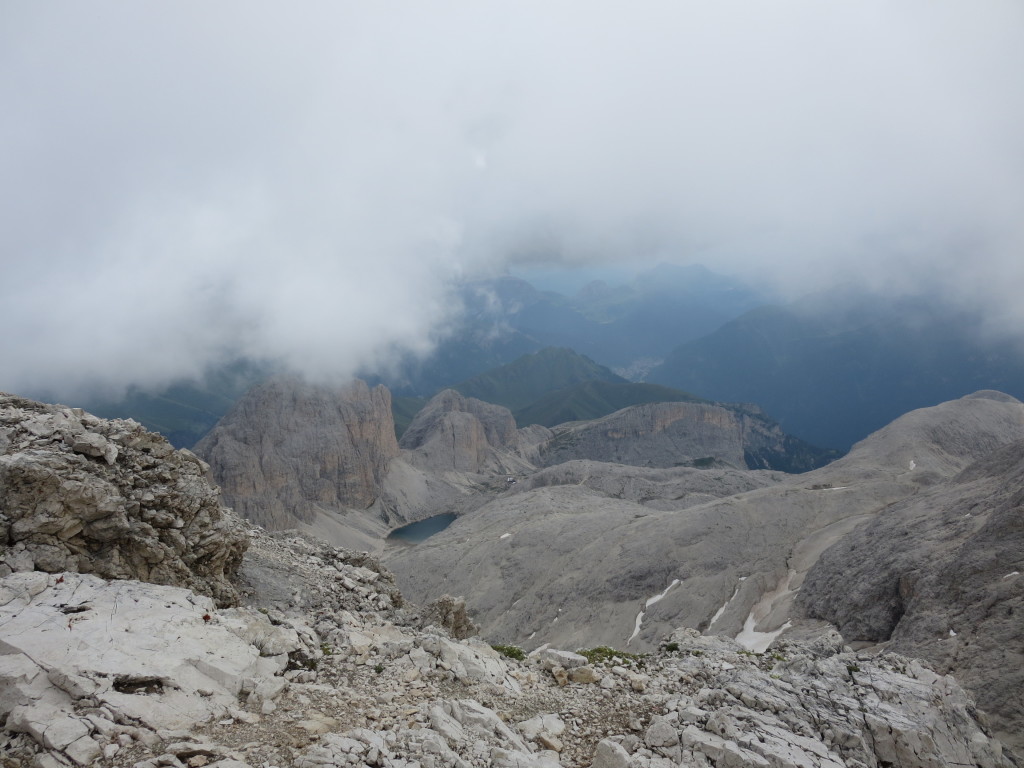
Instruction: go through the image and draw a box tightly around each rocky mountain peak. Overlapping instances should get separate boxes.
[398,389,522,473]
[194,377,399,530]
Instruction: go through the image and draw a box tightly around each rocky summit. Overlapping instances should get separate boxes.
[0,397,1018,768]
[0,393,246,606]
[194,377,400,531]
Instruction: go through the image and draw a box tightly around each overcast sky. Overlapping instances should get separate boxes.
[3,1,1023,399]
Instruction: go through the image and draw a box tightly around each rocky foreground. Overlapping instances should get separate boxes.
[0,530,1015,768]
[0,394,1018,768]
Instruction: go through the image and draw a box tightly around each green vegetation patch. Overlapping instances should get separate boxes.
[491,644,526,661]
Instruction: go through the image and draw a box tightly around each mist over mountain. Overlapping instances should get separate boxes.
[63,269,1024,461]
[4,3,1024,404]
[67,267,764,447]
[5,5,1024,764]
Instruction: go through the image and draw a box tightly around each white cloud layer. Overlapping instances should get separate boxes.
[2,1,1023,397]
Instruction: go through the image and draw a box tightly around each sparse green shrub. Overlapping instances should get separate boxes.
[576,646,644,667]
[491,644,526,661]
[663,642,680,653]
[374,663,385,674]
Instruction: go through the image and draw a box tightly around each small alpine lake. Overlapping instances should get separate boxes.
[386,513,458,544]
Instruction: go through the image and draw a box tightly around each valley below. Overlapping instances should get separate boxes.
[1,381,1022,766]
[189,377,1024,751]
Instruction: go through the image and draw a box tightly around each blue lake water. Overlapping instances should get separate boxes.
[387,513,458,544]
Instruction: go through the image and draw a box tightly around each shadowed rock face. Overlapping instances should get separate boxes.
[798,434,1024,750]
[195,377,399,530]
[0,393,247,606]
[537,401,831,472]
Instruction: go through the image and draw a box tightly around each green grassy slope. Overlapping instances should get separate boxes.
[454,347,626,412]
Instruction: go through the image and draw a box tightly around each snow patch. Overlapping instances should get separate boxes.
[949,629,957,637]
[500,533,512,540]
[909,460,916,470]
[628,578,682,644]
[628,611,645,644]
[733,570,797,653]
[1004,571,1020,579]
[736,614,792,653]
[646,579,680,608]
[708,583,741,631]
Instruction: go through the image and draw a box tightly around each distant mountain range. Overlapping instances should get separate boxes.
[648,290,1024,450]
[382,262,767,395]
[453,347,626,412]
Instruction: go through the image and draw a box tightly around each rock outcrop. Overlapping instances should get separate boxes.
[0,393,246,605]
[538,401,832,472]
[513,459,782,511]
[0,529,1014,768]
[398,389,546,477]
[399,390,531,474]
[195,377,400,530]
[798,433,1024,749]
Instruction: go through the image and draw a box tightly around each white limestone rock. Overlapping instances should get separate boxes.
[535,648,587,670]
[0,572,294,756]
[589,739,631,768]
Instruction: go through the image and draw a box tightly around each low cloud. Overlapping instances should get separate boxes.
[2,1,1023,398]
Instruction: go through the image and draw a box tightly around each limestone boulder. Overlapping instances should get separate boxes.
[0,572,297,761]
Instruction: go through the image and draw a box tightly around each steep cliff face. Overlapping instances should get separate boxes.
[538,401,830,471]
[399,389,533,474]
[195,377,399,530]
[0,393,247,606]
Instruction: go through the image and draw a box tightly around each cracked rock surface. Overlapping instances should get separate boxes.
[0,393,247,606]
[1,530,1015,768]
